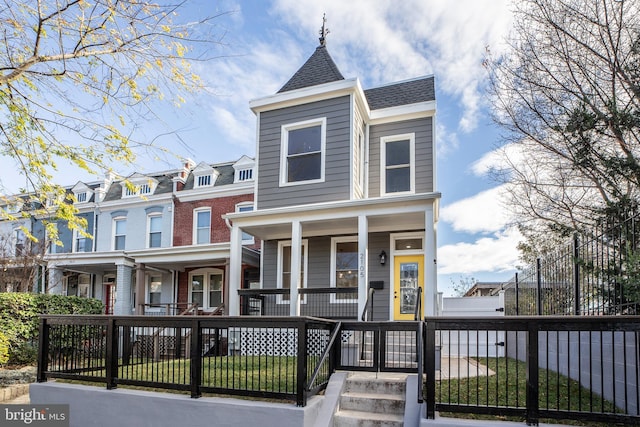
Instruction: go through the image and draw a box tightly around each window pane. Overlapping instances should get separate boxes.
[149,233,161,248]
[209,274,222,307]
[336,242,358,299]
[150,277,162,304]
[288,126,321,155]
[76,238,86,252]
[386,167,410,193]
[115,220,126,234]
[192,275,204,291]
[386,140,410,166]
[288,153,321,182]
[197,211,210,227]
[395,238,422,251]
[115,235,126,250]
[150,216,162,232]
[197,228,210,244]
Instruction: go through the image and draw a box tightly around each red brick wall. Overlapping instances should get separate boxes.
[173,193,257,247]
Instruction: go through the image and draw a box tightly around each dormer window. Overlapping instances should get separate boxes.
[122,175,158,198]
[192,163,217,189]
[196,175,212,187]
[72,182,93,204]
[237,169,253,182]
[232,156,256,184]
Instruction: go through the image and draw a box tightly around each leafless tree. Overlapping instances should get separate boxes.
[486,0,640,253]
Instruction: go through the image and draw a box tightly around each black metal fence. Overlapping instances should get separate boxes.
[238,288,358,319]
[503,213,640,316]
[37,315,337,406]
[424,316,640,425]
[37,315,640,425]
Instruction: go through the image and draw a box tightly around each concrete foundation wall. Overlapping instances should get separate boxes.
[31,382,322,427]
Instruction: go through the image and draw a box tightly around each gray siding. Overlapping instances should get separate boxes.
[257,96,352,210]
[260,232,393,320]
[369,117,433,198]
[95,203,172,252]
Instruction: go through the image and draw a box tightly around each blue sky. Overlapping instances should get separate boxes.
[5,0,523,295]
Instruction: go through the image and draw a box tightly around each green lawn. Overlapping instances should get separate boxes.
[436,357,621,426]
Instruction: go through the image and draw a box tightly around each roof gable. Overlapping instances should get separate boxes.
[278,45,344,93]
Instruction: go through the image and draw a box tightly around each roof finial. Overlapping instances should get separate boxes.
[318,13,329,46]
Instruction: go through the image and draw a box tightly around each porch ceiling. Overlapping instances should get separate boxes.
[241,210,428,240]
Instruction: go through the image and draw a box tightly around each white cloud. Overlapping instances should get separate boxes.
[438,227,522,275]
[471,143,524,177]
[440,185,512,234]
[436,123,459,158]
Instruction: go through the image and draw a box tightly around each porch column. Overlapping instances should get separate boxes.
[114,263,133,315]
[289,220,302,316]
[357,215,368,320]
[135,263,145,315]
[47,267,64,295]
[228,224,243,316]
[424,206,437,317]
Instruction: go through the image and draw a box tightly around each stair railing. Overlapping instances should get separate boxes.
[306,321,342,392]
[360,288,375,321]
[413,287,423,321]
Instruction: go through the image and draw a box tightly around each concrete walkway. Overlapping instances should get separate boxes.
[438,357,494,379]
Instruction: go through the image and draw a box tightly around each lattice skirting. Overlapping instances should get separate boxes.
[229,328,331,357]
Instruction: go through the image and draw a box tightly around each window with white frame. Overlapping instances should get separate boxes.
[149,276,162,305]
[354,130,365,197]
[139,184,151,195]
[193,208,211,244]
[331,238,358,301]
[188,269,223,309]
[236,203,254,244]
[122,178,157,198]
[148,214,162,248]
[14,229,25,256]
[381,133,415,195]
[74,226,88,252]
[76,192,87,203]
[280,118,326,185]
[196,174,212,187]
[65,274,90,298]
[113,217,126,250]
[237,168,253,182]
[277,240,308,302]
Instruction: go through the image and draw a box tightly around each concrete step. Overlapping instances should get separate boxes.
[340,391,405,414]
[333,409,403,427]
[344,374,407,395]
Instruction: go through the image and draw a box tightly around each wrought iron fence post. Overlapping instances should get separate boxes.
[515,272,519,316]
[536,258,542,316]
[424,320,436,419]
[36,317,49,383]
[296,319,308,407]
[190,318,202,398]
[573,234,581,315]
[526,320,539,426]
[106,317,118,390]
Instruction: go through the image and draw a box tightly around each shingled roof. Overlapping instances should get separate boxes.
[364,76,435,110]
[278,45,345,93]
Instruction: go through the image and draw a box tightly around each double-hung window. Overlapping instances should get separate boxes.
[14,229,25,256]
[281,118,326,185]
[236,203,254,244]
[114,218,126,250]
[189,269,223,310]
[148,215,162,248]
[331,238,358,301]
[381,133,415,195]
[74,227,88,252]
[194,209,211,244]
[149,276,162,305]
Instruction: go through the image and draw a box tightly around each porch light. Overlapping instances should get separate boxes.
[379,250,387,265]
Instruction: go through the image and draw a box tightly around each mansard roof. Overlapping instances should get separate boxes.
[364,76,435,110]
[277,45,344,93]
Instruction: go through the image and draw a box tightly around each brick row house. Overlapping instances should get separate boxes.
[22,156,260,315]
[1,37,439,321]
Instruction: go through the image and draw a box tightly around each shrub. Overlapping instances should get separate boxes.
[0,332,9,366]
[0,293,103,365]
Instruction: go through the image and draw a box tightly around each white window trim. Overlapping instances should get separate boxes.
[146,275,163,308]
[146,213,163,249]
[236,202,255,245]
[187,268,224,310]
[330,236,358,303]
[192,207,211,245]
[279,117,326,187]
[276,240,308,304]
[121,178,158,198]
[112,217,126,251]
[72,228,88,253]
[380,133,416,196]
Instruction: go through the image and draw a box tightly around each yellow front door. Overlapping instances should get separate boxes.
[393,255,424,320]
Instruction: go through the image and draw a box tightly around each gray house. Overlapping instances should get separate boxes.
[225,38,439,320]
